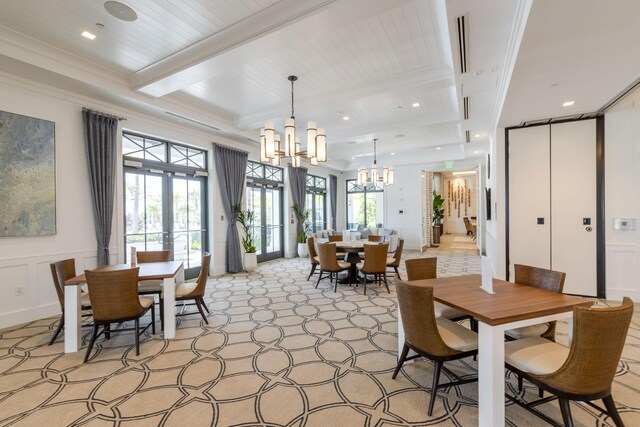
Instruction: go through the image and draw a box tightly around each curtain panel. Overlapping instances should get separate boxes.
[214,145,248,273]
[288,165,308,236]
[329,174,337,230]
[82,110,118,266]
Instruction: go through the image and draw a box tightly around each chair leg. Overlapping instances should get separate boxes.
[383,273,390,293]
[539,388,544,398]
[201,298,210,314]
[334,273,338,292]
[135,318,140,356]
[603,395,624,427]
[558,397,574,427]
[150,306,156,335]
[316,270,323,288]
[307,264,317,281]
[394,266,399,275]
[195,298,209,324]
[363,274,367,295]
[392,343,410,379]
[517,375,523,392]
[428,361,443,416]
[83,323,100,363]
[105,324,110,340]
[49,314,64,345]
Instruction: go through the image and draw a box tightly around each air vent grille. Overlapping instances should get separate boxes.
[465,130,470,143]
[463,96,469,120]
[456,15,469,74]
[165,111,220,131]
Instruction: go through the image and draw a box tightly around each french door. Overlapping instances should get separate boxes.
[246,184,284,262]
[124,169,207,279]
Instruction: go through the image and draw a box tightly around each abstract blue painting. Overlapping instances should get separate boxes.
[0,111,56,237]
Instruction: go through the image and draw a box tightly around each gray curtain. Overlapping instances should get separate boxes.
[329,174,337,230]
[82,110,118,266]
[215,145,248,273]
[288,165,308,236]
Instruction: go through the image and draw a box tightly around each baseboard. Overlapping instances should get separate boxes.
[0,303,59,330]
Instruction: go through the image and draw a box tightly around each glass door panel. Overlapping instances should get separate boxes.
[246,186,263,256]
[172,176,206,278]
[247,184,283,262]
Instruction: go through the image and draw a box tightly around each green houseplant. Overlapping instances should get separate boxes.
[432,191,445,244]
[234,204,258,271]
[292,203,311,257]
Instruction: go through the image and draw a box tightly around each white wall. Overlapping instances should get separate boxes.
[383,165,423,250]
[604,94,640,301]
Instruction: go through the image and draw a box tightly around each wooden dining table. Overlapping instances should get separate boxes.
[398,274,592,427]
[64,261,184,354]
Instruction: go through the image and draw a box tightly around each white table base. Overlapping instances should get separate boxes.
[396,307,574,427]
[162,263,185,339]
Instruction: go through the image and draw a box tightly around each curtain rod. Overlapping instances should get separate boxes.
[212,142,249,155]
[82,107,127,121]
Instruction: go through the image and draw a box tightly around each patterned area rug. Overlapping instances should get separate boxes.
[0,251,638,426]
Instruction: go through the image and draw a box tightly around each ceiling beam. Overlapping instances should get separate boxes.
[131,0,414,97]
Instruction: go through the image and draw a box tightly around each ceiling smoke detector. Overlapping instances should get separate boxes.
[104,1,138,22]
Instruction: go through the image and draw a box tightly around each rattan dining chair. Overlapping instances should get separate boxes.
[368,235,384,242]
[175,252,211,324]
[393,275,478,416]
[505,298,633,427]
[359,243,390,294]
[506,264,567,341]
[316,242,351,292]
[83,267,155,363]
[49,259,93,345]
[328,235,343,242]
[404,258,470,322]
[136,250,171,330]
[307,237,320,281]
[386,238,404,275]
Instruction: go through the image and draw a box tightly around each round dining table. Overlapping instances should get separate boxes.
[335,239,371,284]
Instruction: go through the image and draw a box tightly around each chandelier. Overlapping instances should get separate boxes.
[357,138,395,186]
[260,75,326,167]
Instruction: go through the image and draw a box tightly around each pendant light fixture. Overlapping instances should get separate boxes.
[357,138,394,186]
[259,76,327,167]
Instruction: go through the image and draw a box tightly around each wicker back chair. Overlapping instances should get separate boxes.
[136,250,171,330]
[505,298,634,426]
[175,252,211,324]
[405,257,437,281]
[404,257,470,322]
[328,235,342,242]
[463,217,474,235]
[368,235,384,242]
[359,243,390,294]
[506,264,567,341]
[83,267,155,362]
[316,243,350,292]
[48,259,92,345]
[307,237,319,281]
[393,276,478,416]
[386,239,405,274]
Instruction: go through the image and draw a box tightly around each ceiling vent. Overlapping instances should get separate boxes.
[465,130,471,143]
[463,96,469,120]
[456,14,469,74]
[165,112,220,131]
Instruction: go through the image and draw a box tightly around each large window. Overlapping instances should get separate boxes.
[123,132,208,279]
[306,175,327,232]
[346,180,384,230]
[246,161,284,262]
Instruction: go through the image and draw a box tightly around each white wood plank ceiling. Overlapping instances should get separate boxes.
[0,0,528,169]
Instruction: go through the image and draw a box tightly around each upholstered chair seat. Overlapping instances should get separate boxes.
[505,323,550,340]
[506,336,569,375]
[436,318,478,352]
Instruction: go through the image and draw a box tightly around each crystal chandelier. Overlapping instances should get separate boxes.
[357,138,394,186]
[260,75,327,167]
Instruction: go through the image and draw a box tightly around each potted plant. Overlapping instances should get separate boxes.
[234,204,258,272]
[432,191,445,245]
[292,203,311,257]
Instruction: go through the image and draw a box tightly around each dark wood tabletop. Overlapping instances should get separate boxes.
[65,261,184,285]
[406,274,593,326]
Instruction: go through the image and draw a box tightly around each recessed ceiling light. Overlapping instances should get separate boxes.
[436,147,441,150]
[563,100,575,107]
[395,134,405,138]
[391,152,395,155]
[474,150,479,154]
[81,31,96,40]
[104,1,138,22]
[474,134,480,138]
[412,102,420,107]
[342,116,349,121]
[351,157,356,160]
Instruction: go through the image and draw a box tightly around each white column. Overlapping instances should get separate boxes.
[478,321,505,427]
[64,285,82,353]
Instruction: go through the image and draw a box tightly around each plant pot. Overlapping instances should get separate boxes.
[432,224,442,245]
[244,252,258,272]
[297,242,309,258]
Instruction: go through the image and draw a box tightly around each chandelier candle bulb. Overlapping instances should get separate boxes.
[272,134,281,166]
[306,121,317,158]
[259,129,269,162]
[284,118,295,157]
[316,128,326,162]
[264,122,275,159]
[310,157,318,166]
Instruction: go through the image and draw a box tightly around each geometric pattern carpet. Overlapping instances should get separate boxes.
[0,249,638,426]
